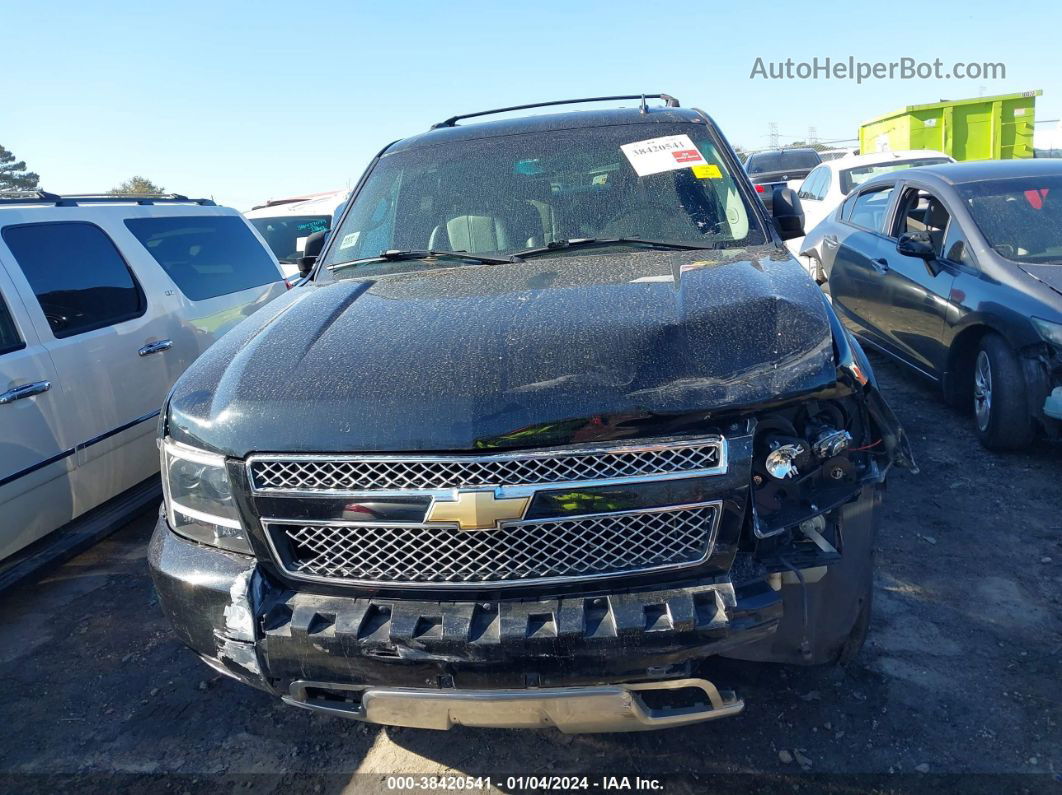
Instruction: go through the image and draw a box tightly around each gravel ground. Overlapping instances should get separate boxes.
[1,352,1059,794]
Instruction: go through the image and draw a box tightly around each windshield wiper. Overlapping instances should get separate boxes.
[328,249,517,271]
[515,237,718,259]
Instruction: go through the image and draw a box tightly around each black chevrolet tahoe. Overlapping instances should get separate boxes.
[149,94,915,732]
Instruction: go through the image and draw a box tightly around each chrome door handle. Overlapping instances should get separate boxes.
[138,339,173,356]
[823,235,839,249]
[0,380,51,404]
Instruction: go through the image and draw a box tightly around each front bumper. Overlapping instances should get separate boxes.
[283,678,744,733]
[149,484,880,730]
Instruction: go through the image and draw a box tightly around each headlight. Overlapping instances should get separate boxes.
[161,438,252,554]
[764,441,807,479]
[1032,317,1062,349]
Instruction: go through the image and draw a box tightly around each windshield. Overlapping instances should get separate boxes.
[959,175,1062,263]
[249,215,331,263]
[321,122,765,276]
[745,150,821,175]
[839,158,951,194]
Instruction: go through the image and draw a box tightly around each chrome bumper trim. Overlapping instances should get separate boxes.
[281,678,744,733]
[246,435,727,498]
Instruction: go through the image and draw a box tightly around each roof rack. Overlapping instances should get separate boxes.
[250,190,346,211]
[250,198,300,210]
[430,94,680,129]
[0,191,215,207]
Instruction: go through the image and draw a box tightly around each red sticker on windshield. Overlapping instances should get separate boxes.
[672,150,703,164]
[1025,188,1049,209]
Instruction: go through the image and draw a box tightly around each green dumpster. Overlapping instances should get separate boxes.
[859,90,1042,161]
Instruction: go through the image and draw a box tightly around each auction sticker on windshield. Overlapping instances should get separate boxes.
[692,163,723,179]
[621,134,708,176]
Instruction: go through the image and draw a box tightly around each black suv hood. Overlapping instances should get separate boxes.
[166,248,838,456]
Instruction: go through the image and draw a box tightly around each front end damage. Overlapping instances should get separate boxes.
[1022,340,1062,437]
[148,318,913,732]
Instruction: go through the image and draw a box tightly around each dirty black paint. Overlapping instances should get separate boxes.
[166,247,837,456]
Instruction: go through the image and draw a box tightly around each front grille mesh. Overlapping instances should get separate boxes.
[269,504,717,585]
[250,441,721,492]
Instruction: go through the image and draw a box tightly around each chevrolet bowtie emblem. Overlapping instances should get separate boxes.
[426,490,530,531]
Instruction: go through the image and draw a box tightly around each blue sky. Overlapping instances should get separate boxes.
[3,0,1060,211]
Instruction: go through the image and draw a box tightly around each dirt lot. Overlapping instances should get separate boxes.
[1,352,1059,793]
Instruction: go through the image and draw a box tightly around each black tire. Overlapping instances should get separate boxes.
[973,333,1036,450]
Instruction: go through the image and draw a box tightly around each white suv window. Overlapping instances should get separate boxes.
[125,216,279,300]
[0,291,23,355]
[2,222,145,338]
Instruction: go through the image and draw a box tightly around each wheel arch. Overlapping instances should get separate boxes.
[943,322,1000,408]
[944,306,1044,406]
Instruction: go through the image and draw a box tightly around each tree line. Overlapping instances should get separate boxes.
[1,144,164,195]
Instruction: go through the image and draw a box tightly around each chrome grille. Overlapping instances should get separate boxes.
[265,503,719,587]
[249,439,723,494]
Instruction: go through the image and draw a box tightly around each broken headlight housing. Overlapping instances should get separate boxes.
[1032,316,1062,349]
[751,398,868,538]
[161,438,252,554]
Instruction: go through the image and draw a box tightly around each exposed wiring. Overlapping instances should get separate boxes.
[851,439,882,452]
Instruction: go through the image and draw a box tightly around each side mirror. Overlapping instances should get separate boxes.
[298,230,328,277]
[896,231,935,260]
[771,187,805,240]
[896,232,942,275]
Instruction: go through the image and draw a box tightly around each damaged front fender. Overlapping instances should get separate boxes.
[825,294,918,474]
[147,509,273,692]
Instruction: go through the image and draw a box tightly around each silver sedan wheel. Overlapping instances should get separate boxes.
[973,350,993,431]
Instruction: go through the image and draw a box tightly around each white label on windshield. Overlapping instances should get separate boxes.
[339,231,360,249]
[295,236,308,253]
[620,134,707,176]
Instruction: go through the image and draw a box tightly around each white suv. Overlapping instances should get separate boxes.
[244,190,349,285]
[0,193,286,565]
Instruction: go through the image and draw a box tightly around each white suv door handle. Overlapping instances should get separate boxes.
[0,380,51,404]
[138,339,173,357]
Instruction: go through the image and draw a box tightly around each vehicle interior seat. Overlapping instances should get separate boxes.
[924,199,950,255]
[429,214,510,252]
[904,207,928,232]
[428,200,545,253]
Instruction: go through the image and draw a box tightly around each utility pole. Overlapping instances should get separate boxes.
[808,126,817,145]
[768,122,779,149]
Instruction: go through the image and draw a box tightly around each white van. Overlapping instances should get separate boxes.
[244,190,348,284]
[0,193,287,565]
